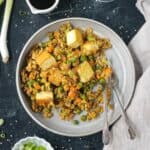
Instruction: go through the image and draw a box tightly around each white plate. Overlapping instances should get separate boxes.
[16,17,135,137]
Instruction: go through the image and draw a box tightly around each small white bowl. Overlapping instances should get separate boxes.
[26,0,59,14]
[12,136,54,150]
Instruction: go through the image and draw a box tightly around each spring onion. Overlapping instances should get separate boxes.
[0,118,4,126]
[21,142,47,150]
[0,133,6,139]
[19,10,27,16]
[0,0,4,6]
[0,0,14,63]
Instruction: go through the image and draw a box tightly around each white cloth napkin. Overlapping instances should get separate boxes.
[103,0,150,150]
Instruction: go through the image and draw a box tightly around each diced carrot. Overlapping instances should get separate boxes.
[29,72,36,80]
[68,87,77,99]
[47,44,54,53]
[75,98,82,104]
[54,31,60,39]
[33,83,41,90]
[101,67,112,80]
[36,99,50,106]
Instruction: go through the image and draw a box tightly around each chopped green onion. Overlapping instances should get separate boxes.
[36,146,47,150]
[19,10,27,16]
[21,141,47,150]
[0,133,6,139]
[0,0,4,6]
[0,118,4,126]
[24,142,36,149]
[72,120,79,125]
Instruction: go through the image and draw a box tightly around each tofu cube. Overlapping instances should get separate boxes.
[82,41,99,55]
[66,29,83,48]
[77,61,94,83]
[36,91,54,106]
[36,51,56,70]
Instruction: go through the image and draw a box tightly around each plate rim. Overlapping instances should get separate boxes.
[16,17,136,137]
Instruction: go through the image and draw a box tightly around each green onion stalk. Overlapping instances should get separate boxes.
[0,0,4,6]
[0,0,14,63]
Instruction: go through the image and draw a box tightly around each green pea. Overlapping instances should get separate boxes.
[89,83,94,89]
[80,94,86,100]
[27,80,35,87]
[96,64,103,70]
[74,108,81,114]
[41,42,48,48]
[78,82,83,88]
[69,57,77,63]
[99,78,106,86]
[80,115,87,121]
[56,55,61,60]
[72,120,79,125]
[58,86,63,92]
[49,33,54,40]
[80,55,87,62]
[68,70,74,77]
[66,60,72,65]
[87,35,96,41]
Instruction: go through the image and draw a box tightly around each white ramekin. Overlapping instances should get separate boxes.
[12,136,54,150]
[25,0,59,14]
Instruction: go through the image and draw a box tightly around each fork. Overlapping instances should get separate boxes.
[92,85,111,145]
[111,79,136,139]
[102,88,111,145]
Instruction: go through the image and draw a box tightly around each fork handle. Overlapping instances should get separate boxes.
[102,89,111,145]
[113,87,136,139]
[125,115,136,139]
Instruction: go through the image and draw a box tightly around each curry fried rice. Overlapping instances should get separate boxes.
[21,22,113,122]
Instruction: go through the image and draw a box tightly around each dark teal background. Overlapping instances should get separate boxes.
[0,0,144,149]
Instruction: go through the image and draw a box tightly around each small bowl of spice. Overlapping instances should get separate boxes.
[26,0,59,14]
[12,136,54,150]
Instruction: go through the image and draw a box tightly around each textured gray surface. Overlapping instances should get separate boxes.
[0,0,144,149]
